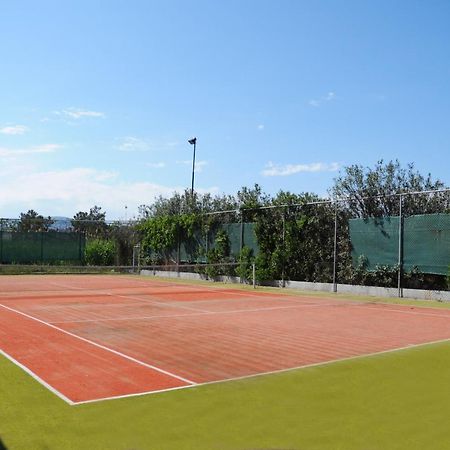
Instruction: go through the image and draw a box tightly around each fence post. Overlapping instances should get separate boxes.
[176,226,180,277]
[252,262,256,289]
[281,208,286,288]
[239,209,244,256]
[40,230,44,265]
[332,202,338,293]
[397,194,404,298]
[0,219,3,264]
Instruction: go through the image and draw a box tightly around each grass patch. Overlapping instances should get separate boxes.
[1,342,450,449]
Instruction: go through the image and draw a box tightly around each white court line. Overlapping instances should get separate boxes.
[110,293,212,313]
[0,303,195,386]
[352,303,450,319]
[50,302,341,324]
[0,348,74,405]
[72,336,450,406]
[49,299,450,325]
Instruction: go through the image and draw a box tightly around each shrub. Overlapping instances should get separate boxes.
[85,239,116,266]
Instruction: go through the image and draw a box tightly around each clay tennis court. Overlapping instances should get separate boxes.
[1,274,450,405]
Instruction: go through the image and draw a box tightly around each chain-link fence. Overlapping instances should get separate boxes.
[1,189,449,294]
[139,189,450,295]
[0,218,140,268]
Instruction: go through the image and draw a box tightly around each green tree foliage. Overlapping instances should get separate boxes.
[109,223,140,265]
[331,159,448,218]
[72,206,108,238]
[251,191,334,282]
[85,239,116,266]
[138,214,199,264]
[18,210,54,232]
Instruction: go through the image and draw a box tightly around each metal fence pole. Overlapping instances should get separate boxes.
[40,230,44,265]
[252,262,256,289]
[239,210,244,256]
[176,226,180,277]
[0,219,3,263]
[332,202,338,293]
[281,208,286,288]
[397,194,404,298]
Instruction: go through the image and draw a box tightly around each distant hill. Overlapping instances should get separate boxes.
[49,217,73,231]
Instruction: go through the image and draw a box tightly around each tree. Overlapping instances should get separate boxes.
[18,210,54,232]
[331,159,448,218]
[72,206,108,238]
[138,189,239,219]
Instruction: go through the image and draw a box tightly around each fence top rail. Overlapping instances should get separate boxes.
[201,187,450,215]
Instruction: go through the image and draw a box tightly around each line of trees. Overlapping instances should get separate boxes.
[6,160,450,287]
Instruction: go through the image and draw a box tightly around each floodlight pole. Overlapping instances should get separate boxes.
[188,137,197,197]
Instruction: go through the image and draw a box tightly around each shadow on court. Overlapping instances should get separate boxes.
[0,437,8,450]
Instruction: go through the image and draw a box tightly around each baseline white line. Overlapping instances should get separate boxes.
[0,303,195,385]
[73,336,450,406]
[0,348,74,405]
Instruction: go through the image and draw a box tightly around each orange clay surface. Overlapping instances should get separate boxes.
[1,274,450,404]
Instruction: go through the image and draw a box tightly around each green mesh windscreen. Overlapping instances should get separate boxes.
[177,222,258,263]
[349,214,450,275]
[0,231,85,264]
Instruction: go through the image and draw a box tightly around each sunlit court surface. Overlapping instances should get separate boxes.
[1,274,450,405]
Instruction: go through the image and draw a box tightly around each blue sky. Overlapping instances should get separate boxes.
[1,0,449,219]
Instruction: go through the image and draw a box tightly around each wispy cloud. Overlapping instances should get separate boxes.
[117,136,151,152]
[0,166,219,219]
[0,144,62,157]
[54,108,105,119]
[257,124,264,130]
[117,137,179,152]
[176,160,208,173]
[0,125,28,135]
[147,162,166,168]
[308,91,336,107]
[262,161,340,176]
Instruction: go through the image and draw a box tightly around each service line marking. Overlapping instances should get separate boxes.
[50,302,341,324]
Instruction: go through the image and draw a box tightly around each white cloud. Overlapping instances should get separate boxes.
[0,144,62,157]
[257,124,264,130]
[117,137,180,152]
[54,108,105,119]
[147,162,166,168]
[117,136,151,152]
[176,160,208,173]
[0,125,28,135]
[262,161,340,176]
[0,166,218,219]
[308,91,336,107]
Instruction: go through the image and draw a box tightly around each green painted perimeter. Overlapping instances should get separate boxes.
[1,279,450,449]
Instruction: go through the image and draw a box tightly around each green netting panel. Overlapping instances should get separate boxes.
[43,232,85,263]
[218,222,258,257]
[349,217,400,269]
[403,214,450,275]
[242,222,259,256]
[177,222,259,263]
[0,231,85,264]
[349,214,450,275]
[1,231,42,263]
[179,229,205,263]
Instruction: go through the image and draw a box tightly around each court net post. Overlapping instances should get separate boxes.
[252,262,256,289]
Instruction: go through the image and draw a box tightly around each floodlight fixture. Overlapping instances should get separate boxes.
[188,137,197,197]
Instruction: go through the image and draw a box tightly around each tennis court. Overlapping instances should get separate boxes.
[1,274,450,405]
